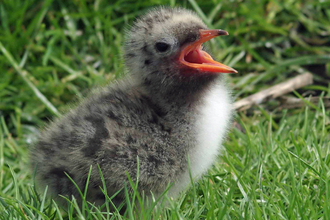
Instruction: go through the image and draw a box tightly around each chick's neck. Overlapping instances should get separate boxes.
[133,69,220,112]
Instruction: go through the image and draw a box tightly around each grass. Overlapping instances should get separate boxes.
[0,0,329,219]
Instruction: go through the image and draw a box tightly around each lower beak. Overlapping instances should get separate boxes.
[179,29,238,74]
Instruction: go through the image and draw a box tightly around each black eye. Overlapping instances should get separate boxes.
[155,42,170,52]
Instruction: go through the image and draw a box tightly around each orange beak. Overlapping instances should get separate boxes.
[179,29,238,74]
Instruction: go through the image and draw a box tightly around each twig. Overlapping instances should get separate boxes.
[234,72,313,111]
[279,96,330,110]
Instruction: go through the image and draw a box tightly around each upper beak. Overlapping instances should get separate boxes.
[179,29,238,74]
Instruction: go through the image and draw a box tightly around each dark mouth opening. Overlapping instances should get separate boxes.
[184,50,204,64]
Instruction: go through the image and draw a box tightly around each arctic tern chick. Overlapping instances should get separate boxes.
[31,7,237,208]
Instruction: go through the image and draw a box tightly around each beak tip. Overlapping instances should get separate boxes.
[227,67,238,74]
[218,30,229,36]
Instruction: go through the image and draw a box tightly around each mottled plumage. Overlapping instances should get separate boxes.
[30,7,235,208]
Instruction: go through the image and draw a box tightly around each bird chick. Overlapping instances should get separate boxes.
[30,7,237,209]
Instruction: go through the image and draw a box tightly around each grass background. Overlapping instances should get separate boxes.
[0,0,330,219]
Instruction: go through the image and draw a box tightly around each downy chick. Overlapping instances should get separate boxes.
[31,7,237,208]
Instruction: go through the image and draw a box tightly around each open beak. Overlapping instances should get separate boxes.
[179,29,238,74]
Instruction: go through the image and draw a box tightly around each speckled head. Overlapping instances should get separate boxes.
[124,7,237,80]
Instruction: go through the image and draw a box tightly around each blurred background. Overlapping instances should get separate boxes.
[0,0,329,218]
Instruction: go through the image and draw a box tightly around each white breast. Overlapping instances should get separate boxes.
[168,81,232,198]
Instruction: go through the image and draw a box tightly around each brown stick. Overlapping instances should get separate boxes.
[279,96,330,109]
[234,72,313,111]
